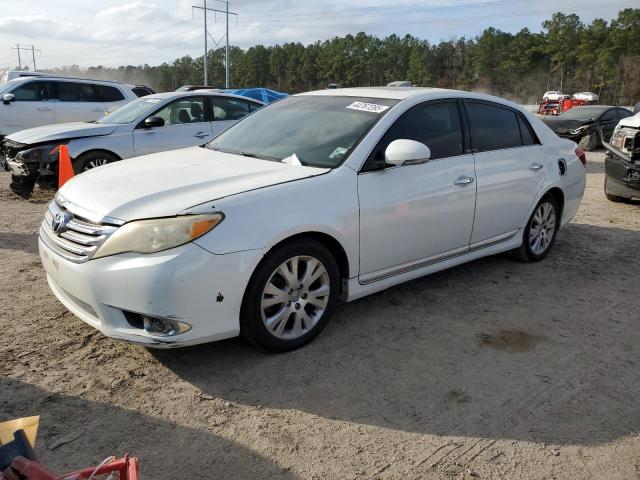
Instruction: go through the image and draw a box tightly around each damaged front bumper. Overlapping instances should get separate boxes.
[600,126,640,199]
[39,237,266,348]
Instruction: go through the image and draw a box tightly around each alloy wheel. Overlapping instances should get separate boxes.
[84,158,109,171]
[260,255,330,340]
[528,201,556,256]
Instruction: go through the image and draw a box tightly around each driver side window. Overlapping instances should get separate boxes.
[154,97,207,125]
[12,81,52,101]
[363,100,464,171]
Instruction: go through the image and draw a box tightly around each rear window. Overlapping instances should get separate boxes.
[467,102,522,152]
[94,85,125,102]
[132,86,153,97]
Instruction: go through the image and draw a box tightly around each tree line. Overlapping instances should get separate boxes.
[47,8,640,105]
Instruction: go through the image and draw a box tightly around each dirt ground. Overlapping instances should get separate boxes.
[1,151,639,479]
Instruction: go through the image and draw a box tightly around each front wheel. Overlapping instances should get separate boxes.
[72,151,118,173]
[240,238,340,352]
[512,195,559,262]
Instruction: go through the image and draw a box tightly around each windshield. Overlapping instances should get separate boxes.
[0,79,24,95]
[559,106,608,120]
[96,97,164,124]
[206,95,399,168]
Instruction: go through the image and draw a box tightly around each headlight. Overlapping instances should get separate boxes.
[93,213,223,259]
[570,125,589,135]
[15,144,62,163]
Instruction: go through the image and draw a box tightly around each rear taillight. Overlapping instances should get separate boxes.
[575,147,587,167]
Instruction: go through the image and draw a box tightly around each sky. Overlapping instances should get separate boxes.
[0,0,635,69]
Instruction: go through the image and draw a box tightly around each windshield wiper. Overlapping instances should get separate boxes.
[207,145,277,161]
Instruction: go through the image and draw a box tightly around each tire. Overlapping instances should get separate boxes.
[240,238,340,352]
[9,174,35,199]
[578,132,598,151]
[604,177,629,203]
[72,151,119,173]
[512,195,560,262]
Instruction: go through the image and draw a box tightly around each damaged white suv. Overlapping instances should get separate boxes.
[39,88,586,351]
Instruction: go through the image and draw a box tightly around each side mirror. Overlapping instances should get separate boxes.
[3,93,15,105]
[143,116,165,128]
[385,139,431,167]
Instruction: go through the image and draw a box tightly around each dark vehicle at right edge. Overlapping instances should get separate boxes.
[543,105,632,151]
[602,112,640,203]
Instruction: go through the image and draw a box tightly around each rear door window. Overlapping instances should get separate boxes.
[210,97,255,121]
[57,82,100,102]
[367,100,464,167]
[467,102,522,152]
[517,114,538,146]
[94,85,125,102]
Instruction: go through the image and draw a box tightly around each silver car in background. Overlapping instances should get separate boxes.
[2,91,264,197]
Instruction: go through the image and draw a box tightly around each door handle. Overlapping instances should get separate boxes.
[37,107,51,112]
[454,176,475,186]
[194,132,209,138]
[529,163,544,171]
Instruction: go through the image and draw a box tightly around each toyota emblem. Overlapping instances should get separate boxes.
[51,211,71,234]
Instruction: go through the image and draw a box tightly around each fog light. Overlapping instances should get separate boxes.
[141,315,191,337]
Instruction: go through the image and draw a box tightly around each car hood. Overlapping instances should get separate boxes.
[58,146,329,221]
[6,122,118,145]
[541,117,592,132]
[618,113,640,128]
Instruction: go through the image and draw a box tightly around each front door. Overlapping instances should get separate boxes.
[2,80,54,134]
[358,100,477,278]
[133,96,213,156]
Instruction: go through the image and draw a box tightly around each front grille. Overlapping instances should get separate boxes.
[40,201,118,263]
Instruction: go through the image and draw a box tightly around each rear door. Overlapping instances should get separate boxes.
[132,96,212,156]
[465,100,543,247]
[54,81,108,123]
[2,80,54,134]
[210,96,261,137]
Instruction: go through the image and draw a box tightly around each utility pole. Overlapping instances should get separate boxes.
[11,44,40,71]
[192,1,237,88]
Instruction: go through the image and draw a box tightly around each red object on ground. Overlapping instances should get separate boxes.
[58,145,74,188]
[2,455,139,480]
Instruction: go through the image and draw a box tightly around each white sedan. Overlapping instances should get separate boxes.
[39,87,586,351]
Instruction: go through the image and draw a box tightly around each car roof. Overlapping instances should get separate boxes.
[147,90,265,104]
[3,75,137,88]
[298,86,529,110]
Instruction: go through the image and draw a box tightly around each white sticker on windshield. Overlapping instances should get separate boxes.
[329,147,348,159]
[346,101,389,114]
[143,99,162,103]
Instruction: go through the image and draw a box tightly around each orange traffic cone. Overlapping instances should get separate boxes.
[58,145,74,188]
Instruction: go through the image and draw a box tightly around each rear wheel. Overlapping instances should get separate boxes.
[578,132,598,151]
[240,238,340,352]
[72,151,118,173]
[512,195,559,262]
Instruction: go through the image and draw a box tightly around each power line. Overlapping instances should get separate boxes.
[11,44,41,70]
[192,1,238,87]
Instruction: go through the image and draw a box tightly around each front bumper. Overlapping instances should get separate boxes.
[39,238,266,348]
[605,152,640,199]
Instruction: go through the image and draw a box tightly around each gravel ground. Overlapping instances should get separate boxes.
[1,151,639,479]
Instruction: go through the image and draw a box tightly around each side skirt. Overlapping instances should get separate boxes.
[346,230,522,302]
